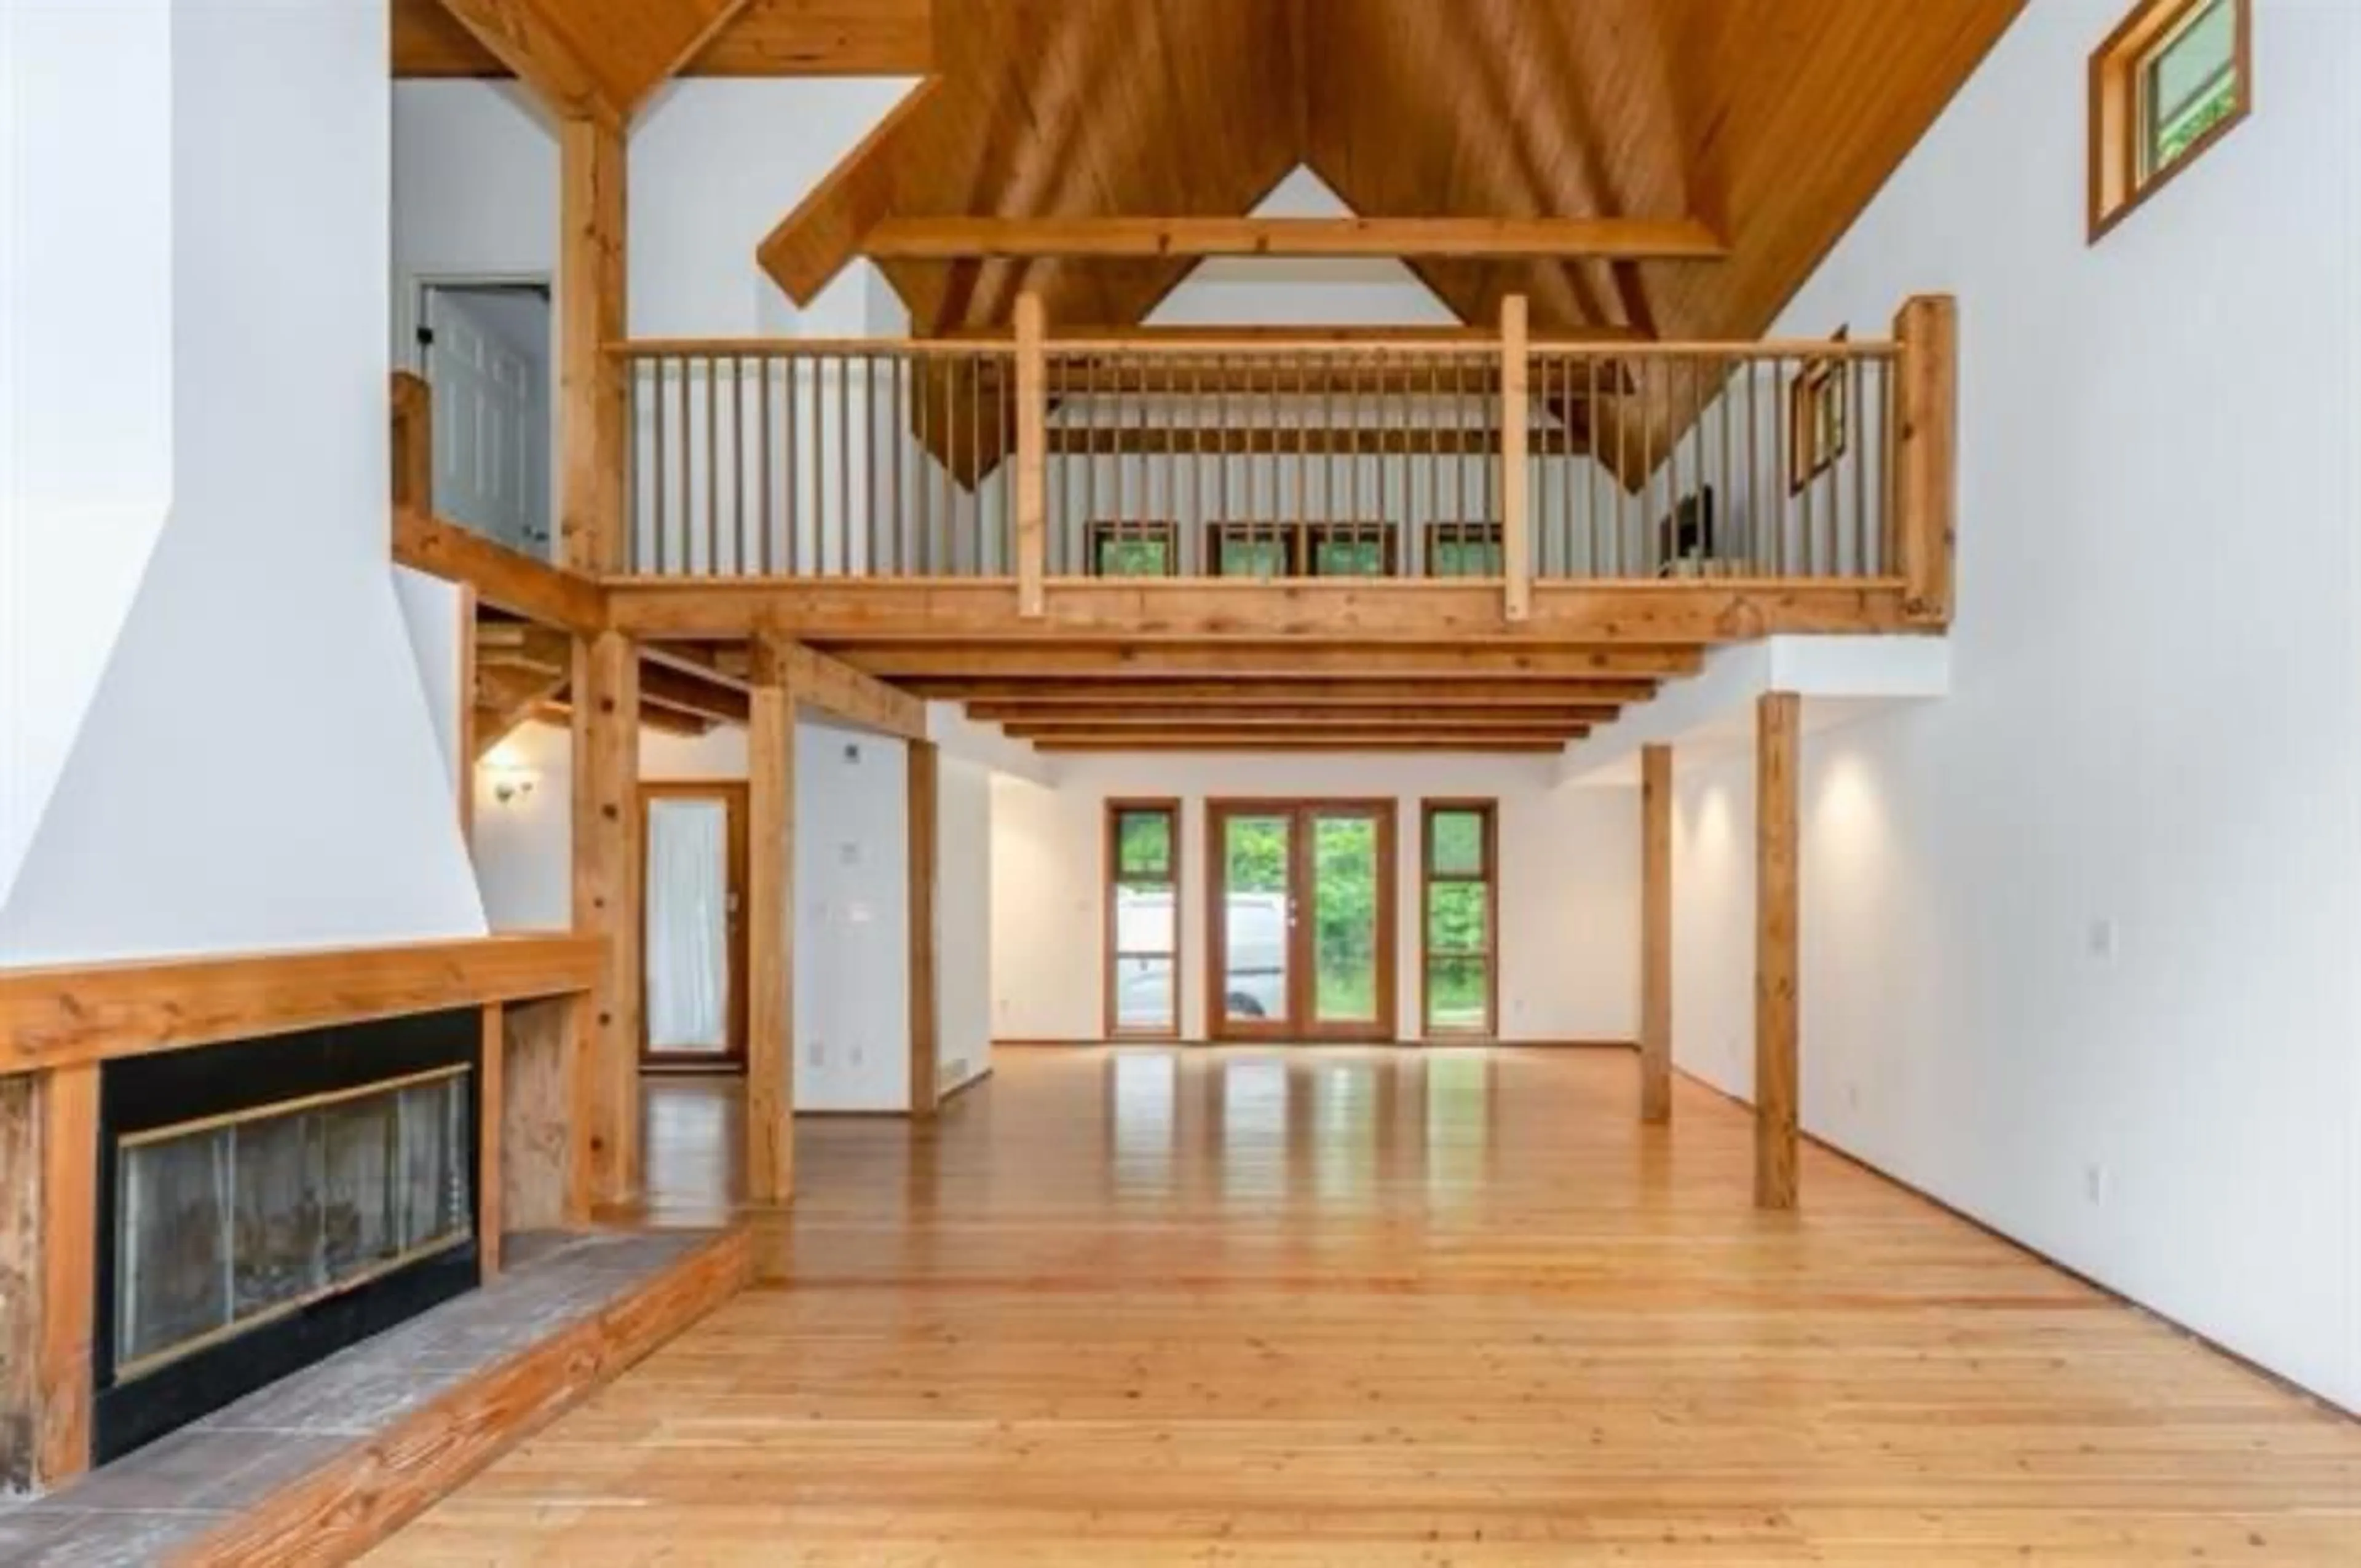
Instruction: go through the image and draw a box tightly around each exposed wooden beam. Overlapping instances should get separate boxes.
[910,679,1658,706]
[639,662,751,726]
[604,581,1916,644]
[862,216,1730,262]
[1755,691,1801,1211]
[560,117,628,573]
[745,634,793,1205]
[432,0,623,127]
[776,642,926,741]
[395,511,607,636]
[1032,738,1568,755]
[571,631,642,1207]
[945,323,1648,347]
[836,644,1703,680]
[1008,723,1584,745]
[978,704,1613,730]
[757,77,944,306]
[1037,361,1588,399]
[1042,425,1584,458]
[1894,294,1958,625]
[1640,743,1673,1125]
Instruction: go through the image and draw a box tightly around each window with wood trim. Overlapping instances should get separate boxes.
[1106,800,1181,1038]
[1205,522,1299,578]
[2090,0,2250,241]
[1422,801,1497,1037]
[1425,522,1503,578]
[1087,520,1178,577]
[1305,521,1395,577]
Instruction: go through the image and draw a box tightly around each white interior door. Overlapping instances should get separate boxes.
[422,286,548,556]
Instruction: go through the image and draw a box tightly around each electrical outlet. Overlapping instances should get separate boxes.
[2083,1163,2106,1205]
[2087,919,2118,961]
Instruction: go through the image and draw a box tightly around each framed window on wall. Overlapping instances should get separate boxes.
[1088,519,1179,577]
[1105,800,1182,1038]
[1422,800,1498,1038]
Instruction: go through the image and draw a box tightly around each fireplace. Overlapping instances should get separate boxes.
[94,1009,484,1464]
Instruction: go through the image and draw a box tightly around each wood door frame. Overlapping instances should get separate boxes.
[1205,798,1398,1043]
[1103,798,1183,1040]
[1419,798,1501,1040]
[636,780,749,1072]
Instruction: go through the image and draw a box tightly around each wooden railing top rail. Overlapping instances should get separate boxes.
[603,333,1897,360]
[0,932,599,1074]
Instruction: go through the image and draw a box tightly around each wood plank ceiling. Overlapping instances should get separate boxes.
[759,0,2025,341]
[391,0,938,81]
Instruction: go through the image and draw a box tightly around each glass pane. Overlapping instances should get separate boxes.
[1429,810,1486,877]
[1431,538,1503,577]
[117,1130,232,1367]
[1222,814,1291,1023]
[1426,880,1489,954]
[1312,535,1387,577]
[1311,814,1379,1025]
[395,1079,469,1252]
[1217,535,1291,578]
[1112,955,1176,1032]
[2145,0,2237,171]
[1096,535,1172,577]
[231,1111,325,1317]
[1115,884,1175,955]
[1115,810,1172,880]
[1427,955,1491,1032]
[320,1093,401,1286]
[645,798,730,1054]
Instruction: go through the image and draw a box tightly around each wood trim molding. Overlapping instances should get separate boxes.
[175,1228,754,1567]
[394,509,608,636]
[0,934,599,1075]
[2088,0,2252,243]
[1102,798,1183,1042]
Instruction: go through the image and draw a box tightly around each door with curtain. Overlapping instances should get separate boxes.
[639,783,748,1070]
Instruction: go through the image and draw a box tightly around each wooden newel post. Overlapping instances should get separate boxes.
[1639,743,1674,1124]
[390,371,432,513]
[1014,291,1048,617]
[1754,691,1801,1210]
[1892,294,1956,625]
[1500,293,1532,622]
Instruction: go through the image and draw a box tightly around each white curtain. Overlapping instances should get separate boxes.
[645,798,729,1052]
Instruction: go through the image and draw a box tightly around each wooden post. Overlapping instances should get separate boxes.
[907,739,941,1117]
[1892,294,1956,625]
[390,371,433,513]
[560,116,628,573]
[476,1005,506,1275]
[1014,290,1047,617]
[572,631,642,1207]
[1500,293,1531,621]
[1639,743,1673,1124]
[1755,691,1801,1210]
[36,1065,95,1489]
[745,634,796,1204]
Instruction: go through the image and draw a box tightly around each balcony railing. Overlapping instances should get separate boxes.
[398,292,1955,630]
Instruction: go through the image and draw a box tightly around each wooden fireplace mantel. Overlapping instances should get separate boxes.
[0,931,600,1494]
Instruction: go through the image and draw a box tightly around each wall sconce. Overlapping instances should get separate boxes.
[483,764,537,806]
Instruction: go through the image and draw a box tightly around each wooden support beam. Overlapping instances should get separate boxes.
[478,1006,506,1276]
[1040,425,1584,458]
[1755,692,1801,1210]
[1501,293,1532,623]
[395,510,607,636]
[390,372,433,511]
[1640,744,1674,1125]
[909,678,1658,706]
[979,705,1612,730]
[1012,724,1582,746]
[572,631,642,1207]
[1032,737,1568,755]
[1014,291,1047,617]
[756,77,944,307]
[36,1064,95,1489]
[907,739,940,1118]
[745,635,794,1204]
[560,116,628,575]
[433,0,623,127]
[862,215,1730,262]
[1893,294,1958,626]
[775,642,925,740]
[840,644,1703,680]
[638,661,752,726]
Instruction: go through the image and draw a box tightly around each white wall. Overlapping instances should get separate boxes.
[1671,0,2361,1412]
[0,0,487,964]
[795,722,911,1111]
[989,756,1638,1044]
[936,755,994,1093]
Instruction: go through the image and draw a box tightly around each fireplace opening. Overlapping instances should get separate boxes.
[94,1009,484,1465]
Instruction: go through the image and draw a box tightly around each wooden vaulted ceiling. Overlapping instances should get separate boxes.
[390,0,938,87]
[763,0,2025,339]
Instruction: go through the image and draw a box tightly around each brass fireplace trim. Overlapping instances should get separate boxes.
[116,1063,471,1149]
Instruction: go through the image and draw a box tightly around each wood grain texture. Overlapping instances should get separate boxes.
[499,996,576,1232]
[183,1228,754,1568]
[906,740,941,1117]
[861,215,1726,262]
[843,644,1703,679]
[560,116,628,575]
[35,1063,95,1489]
[394,510,607,636]
[394,0,936,81]
[432,0,621,125]
[0,935,597,1073]
[914,679,1658,707]
[744,636,794,1205]
[0,1076,36,1490]
[478,1006,506,1276]
[1498,293,1531,622]
[374,1050,2361,1564]
[775,642,926,741]
[1894,293,1958,625]
[1013,291,1047,617]
[1755,691,1800,1210]
[390,372,433,512]
[1639,743,1673,1125]
[571,631,643,1205]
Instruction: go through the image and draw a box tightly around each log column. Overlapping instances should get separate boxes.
[0,1065,97,1492]
[571,632,641,1206]
[1639,743,1674,1124]
[745,634,796,1204]
[1754,692,1801,1209]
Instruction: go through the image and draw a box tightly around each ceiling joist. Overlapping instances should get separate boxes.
[861,215,1728,263]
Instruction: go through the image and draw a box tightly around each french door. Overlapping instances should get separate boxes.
[1206,800,1397,1042]
[638,783,748,1071]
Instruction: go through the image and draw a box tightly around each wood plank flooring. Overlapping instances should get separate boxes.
[373,1048,2360,1565]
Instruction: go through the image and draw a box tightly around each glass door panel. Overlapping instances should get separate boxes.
[1217,811,1294,1034]
[1309,812,1382,1029]
[644,795,738,1062]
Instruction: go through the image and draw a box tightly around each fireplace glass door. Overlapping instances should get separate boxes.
[114,1065,473,1379]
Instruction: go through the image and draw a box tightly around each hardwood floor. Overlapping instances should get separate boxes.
[377,1048,2360,1564]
